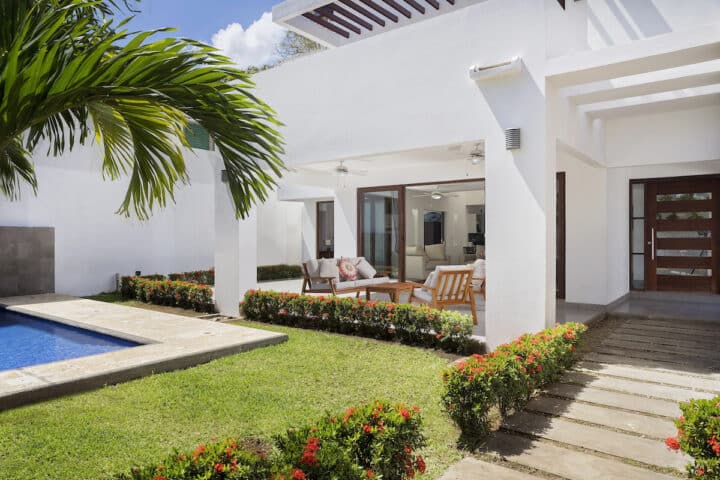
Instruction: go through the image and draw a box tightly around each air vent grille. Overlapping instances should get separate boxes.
[505,128,521,150]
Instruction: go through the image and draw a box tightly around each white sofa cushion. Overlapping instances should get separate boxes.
[356,258,377,279]
[318,258,339,281]
[304,258,320,277]
[412,288,433,302]
[469,258,486,278]
[405,245,425,256]
[425,243,446,260]
[335,280,357,289]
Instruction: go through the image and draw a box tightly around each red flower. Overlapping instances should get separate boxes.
[400,408,411,421]
[412,405,420,413]
[665,436,680,450]
[416,455,427,474]
[363,424,373,434]
[214,463,224,473]
[536,364,543,373]
[292,469,307,480]
[153,477,167,480]
[365,469,376,479]
[696,468,705,476]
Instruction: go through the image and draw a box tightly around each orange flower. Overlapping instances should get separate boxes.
[664,437,680,450]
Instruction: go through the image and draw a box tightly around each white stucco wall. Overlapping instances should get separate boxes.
[0,141,216,296]
[256,192,303,266]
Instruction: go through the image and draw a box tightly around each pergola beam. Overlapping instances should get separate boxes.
[404,0,426,14]
[358,0,399,22]
[302,12,351,38]
[425,0,440,8]
[327,3,374,30]
[338,0,386,27]
[382,0,412,19]
[316,6,363,34]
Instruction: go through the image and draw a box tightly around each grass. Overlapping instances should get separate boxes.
[0,303,462,479]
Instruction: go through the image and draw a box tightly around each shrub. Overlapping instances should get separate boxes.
[241,290,475,353]
[441,322,587,445]
[120,276,215,313]
[257,265,304,282]
[277,400,426,480]
[666,395,720,479]
[116,401,426,480]
[168,268,215,285]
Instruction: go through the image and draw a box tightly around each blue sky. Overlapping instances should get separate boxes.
[124,0,286,68]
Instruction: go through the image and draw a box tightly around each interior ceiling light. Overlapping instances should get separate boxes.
[468,144,485,165]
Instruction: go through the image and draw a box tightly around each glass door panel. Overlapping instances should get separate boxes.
[317,201,334,259]
[358,187,404,279]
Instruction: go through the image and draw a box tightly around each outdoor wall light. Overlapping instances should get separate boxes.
[431,191,443,200]
[469,56,523,82]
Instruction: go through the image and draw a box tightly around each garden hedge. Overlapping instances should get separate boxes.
[441,322,587,445]
[168,269,215,285]
[120,276,214,313]
[241,290,476,353]
[116,400,426,480]
[257,265,304,282]
[666,395,720,479]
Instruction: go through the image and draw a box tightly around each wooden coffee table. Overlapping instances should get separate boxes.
[365,281,416,303]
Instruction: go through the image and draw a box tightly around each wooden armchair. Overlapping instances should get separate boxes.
[408,268,478,325]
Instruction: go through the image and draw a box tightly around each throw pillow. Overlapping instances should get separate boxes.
[305,258,320,277]
[356,258,377,279]
[423,271,438,288]
[425,243,446,261]
[318,258,339,281]
[338,257,359,281]
[470,258,486,278]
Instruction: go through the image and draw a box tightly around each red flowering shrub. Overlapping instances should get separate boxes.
[666,395,720,479]
[121,276,214,313]
[116,438,275,480]
[276,400,426,480]
[168,269,215,285]
[441,322,587,445]
[241,290,475,353]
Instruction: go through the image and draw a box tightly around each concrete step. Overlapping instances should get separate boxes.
[575,360,720,393]
[526,395,676,439]
[583,352,720,380]
[486,431,679,480]
[502,412,689,472]
[602,337,720,360]
[606,331,719,351]
[597,346,720,371]
[618,323,720,341]
[560,370,716,403]
[438,458,539,480]
[545,382,681,418]
[631,319,720,334]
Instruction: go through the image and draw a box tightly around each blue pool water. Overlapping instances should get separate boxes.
[0,309,139,371]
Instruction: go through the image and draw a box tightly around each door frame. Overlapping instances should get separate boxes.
[629,173,720,294]
[557,172,566,299]
[356,185,406,280]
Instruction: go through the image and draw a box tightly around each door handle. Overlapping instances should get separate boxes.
[651,227,655,260]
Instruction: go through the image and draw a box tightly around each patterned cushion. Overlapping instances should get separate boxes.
[338,257,359,281]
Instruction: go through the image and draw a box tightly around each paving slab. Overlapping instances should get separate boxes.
[583,352,720,380]
[560,370,715,402]
[0,294,287,409]
[602,338,720,360]
[606,331,720,351]
[630,319,720,335]
[545,382,681,417]
[575,361,720,393]
[502,412,688,471]
[597,346,720,370]
[526,395,676,439]
[485,432,680,480]
[617,325,720,342]
[437,458,539,480]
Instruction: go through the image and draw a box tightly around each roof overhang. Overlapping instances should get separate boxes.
[548,25,720,119]
[272,0,483,47]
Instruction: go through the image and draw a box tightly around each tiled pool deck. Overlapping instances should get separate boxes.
[0,294,287,410]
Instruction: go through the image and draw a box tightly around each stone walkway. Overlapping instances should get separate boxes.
[440,316,720,480]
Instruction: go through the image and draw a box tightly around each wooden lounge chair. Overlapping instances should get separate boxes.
[408,267,478,325]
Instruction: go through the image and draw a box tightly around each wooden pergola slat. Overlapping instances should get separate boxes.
[316,6,363,34]
[339,0,387,26]
[382,0,412,18]
[425,0,440,9]
[404,0,426,14]
[358,0,400,22]
[327,3,374,30]
[302,12,351,38]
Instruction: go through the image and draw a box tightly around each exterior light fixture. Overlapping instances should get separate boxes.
[431,191,443,200]
[469,56,522,82]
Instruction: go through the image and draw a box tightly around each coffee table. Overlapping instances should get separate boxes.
[365,281,416,303]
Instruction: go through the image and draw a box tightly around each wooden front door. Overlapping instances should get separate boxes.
[644,178,719,293]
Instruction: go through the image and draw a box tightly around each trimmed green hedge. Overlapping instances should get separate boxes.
[441,322,587,445]
[666,395,720,479]
[168,269,215,285]
[241,290,475,353]
[120,276,214,313]
[116,400,426,480]
[257,265,304,282]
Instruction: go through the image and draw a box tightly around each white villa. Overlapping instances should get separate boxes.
[2,0,720,349]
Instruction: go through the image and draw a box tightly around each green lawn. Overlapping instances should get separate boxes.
[0,313,462,479]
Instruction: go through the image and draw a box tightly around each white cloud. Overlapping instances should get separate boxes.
[211,12,287,69]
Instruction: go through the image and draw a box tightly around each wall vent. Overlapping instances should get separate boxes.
[505,128,521,150]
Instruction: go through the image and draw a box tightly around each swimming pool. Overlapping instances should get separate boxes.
[0,309,139,371]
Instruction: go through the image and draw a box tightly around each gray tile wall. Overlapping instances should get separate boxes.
[0,227,55,297]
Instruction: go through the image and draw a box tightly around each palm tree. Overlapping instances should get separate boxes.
[0,0,284,219]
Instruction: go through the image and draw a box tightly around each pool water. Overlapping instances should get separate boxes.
[0,309,139,371]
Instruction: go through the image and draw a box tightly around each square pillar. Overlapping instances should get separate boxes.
[333,188,357,258]
[213,166,257,316]
[485,126,556,350]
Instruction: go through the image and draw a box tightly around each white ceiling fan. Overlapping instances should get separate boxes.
[332,160,367,176]
[413,187,460,200]
[468,144,485,165]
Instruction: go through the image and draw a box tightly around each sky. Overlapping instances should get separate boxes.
[124,0,287,68]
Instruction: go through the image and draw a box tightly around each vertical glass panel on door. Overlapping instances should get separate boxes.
[360,190,401,279]
[632,183,645,219]
[317,201,334,259]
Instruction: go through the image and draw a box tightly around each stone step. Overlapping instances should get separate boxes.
[560,370,716,403]
[618,323,720,340]
[545,382,681,418]
[615,325,720,343]
[526,395,676,439]
[575,361,720,393]
[502,412,688,472]
[485,431,679,480]
[631,319,720,334]
[438,458,539,480]
[606,331,719,350]
[602,337,720,360]
[597,346,720,371]
[583,352,720,379]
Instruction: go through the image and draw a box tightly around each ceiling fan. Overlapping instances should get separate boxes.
[332,160,367,176]
[413,187,460,200]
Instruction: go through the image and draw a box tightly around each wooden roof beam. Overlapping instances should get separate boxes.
[358,0,399,22]
[327,3,374,30]
[382,0,413,18]
[302,12,351,38]
[404,0,426,14]
[425,0,440,9]
[316,6,363,34]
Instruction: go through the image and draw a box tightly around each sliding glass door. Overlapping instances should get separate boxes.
[357,187,405,279]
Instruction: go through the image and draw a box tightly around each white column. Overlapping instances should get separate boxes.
[333,188,357,258]
[484,124,556,349]
[213,166,257,316]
